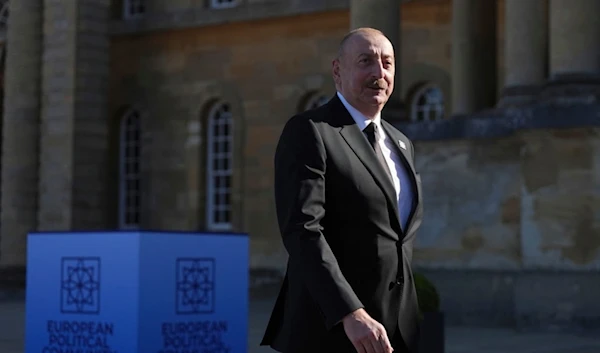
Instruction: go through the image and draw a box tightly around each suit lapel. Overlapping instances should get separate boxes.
[381,121,421,235]
[329,96,402,238]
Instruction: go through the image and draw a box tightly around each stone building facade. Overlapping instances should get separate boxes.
[1,0,599,330]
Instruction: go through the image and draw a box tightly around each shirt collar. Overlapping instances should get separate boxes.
[337,91,381,131]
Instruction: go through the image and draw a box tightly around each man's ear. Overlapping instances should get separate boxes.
[332,59,341,85]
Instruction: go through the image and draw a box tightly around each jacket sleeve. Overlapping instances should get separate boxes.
[273,115,363,330]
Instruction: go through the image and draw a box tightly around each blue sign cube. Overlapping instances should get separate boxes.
[25,231,249,353]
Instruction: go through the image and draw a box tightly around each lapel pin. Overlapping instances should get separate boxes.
[398,140,406,150]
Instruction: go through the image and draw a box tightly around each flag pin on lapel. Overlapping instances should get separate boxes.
[398,140,406,150]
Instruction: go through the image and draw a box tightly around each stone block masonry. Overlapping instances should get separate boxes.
[38,0,112,231]
[0,0,43,267]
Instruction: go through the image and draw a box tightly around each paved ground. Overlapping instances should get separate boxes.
[2,296,599,353]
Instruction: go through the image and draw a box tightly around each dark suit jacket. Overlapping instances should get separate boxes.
[261,95,423,353]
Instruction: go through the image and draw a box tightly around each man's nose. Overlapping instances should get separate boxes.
[371,60,385,78]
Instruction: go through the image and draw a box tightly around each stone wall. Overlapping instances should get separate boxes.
[413,135,522,269]
[109,0,510,112]
[414,126,600,271]
[407,100,600,330]
[107,5,600,331]
[108,4,461,270]
[0,0,42,266]
[38,0,112,231]
[1,0,597,330]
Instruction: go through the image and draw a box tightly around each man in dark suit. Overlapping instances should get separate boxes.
[261,27,423,353]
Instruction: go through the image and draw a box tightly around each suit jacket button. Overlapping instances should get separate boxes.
[389,280,404,291]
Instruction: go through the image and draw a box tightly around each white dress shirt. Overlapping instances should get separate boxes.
[337,91,403,212]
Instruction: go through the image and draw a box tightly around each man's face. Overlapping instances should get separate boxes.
[333,31,395,116]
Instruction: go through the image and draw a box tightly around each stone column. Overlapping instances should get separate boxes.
[0,0,43,267]
[500,0,548,104]
[350,0,400,56]
[350,0,402,113]
[549,0,600,77]
[451,0,497,115]
[37,0,112,231]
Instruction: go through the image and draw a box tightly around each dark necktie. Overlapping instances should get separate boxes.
[364,123,415,230]
[364,123,393,182]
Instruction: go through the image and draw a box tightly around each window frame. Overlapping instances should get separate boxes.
[205,101,234,232]
[410,83,445,122]
[118,109,142,230]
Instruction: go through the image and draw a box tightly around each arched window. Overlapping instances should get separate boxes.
[302,92,329,112]
[410,83,445,122]
[206,101,233,231]
[118,109,142,229]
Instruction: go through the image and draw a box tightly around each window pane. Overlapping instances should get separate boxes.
[132,141,141,156]
[126,211,137,224]
[126,179,139,192]
[223,141,230,154]
[213,120,220,136]
[126,195,137,209]
[133,127,140,142]
[223,122,230,136]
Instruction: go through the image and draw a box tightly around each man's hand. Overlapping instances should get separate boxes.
[342,308,393,353]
